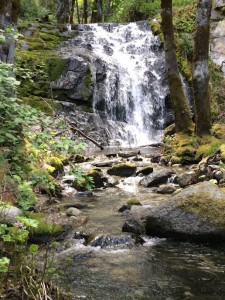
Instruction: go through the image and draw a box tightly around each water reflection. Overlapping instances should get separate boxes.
[58,240,225,300]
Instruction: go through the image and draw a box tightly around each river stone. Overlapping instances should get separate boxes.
[177,171,196,188]
[66,207,82,217]
[139,169,174,187]
[157,184,177,194]
[107,163,137,177]
[118,151,140,158]
[91,235,135,248]
[0,206,23,224]
[88,169,104,188]
[122,206,151,235]
[136,166,153,176]
[145,182,225,242]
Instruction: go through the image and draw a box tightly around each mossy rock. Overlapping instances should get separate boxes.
[127,198,142,206]
[21,96,60,115]
[88,168,104,188]
[28,213,62,236]
[220,144,225,161]
[107,163,137,177]
[149,19,162,37]
[170,156,181,164]
[145,182,225,241]
[48,57,67,81]
[164,124,175,137]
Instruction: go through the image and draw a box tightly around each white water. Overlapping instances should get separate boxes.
[78,22,168,147]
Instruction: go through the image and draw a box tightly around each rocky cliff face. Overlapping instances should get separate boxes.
[211,1,225,75]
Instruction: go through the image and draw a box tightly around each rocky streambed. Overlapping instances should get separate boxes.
[3,146,225,299]
[52,146,225,300]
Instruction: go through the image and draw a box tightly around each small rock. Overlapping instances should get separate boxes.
[76,191,93,198]
[177,171,196,188]
[157,184,177,194]
[66,207,82,217]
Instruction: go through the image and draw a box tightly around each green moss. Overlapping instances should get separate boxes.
[28,212,62,236]
[48,57,66,81]
[21,96,59,116]
[127,198,142,206]
[112,163,136,169]
[170,156,181,164]
[149,19,163,40]
[80,65,93,101]
[39,31,61,43]
[220,144,225,161]
[177,192,225,228]
[212,123,225,139]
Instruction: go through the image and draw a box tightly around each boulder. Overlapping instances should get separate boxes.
[136,166,153,176]
[122,206,151,235]
[145,182,225,242]
[0,206,23,224]
[66,207,82,217]
[107,163,137,177]
[157,184,177,194]
[177,171,196,188]
[139,169,174,187]
[88,169,105,188]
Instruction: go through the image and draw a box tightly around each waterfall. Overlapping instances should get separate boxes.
[64,21,169,147]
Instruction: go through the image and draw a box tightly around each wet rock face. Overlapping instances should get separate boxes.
[211,20,225,75]
[51,57,94,104]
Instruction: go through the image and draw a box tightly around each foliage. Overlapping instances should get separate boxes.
[0,201,71,299]
[0,58,89,213]
[20,0,50,21]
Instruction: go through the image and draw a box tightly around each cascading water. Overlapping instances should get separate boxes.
[73,21,168,147]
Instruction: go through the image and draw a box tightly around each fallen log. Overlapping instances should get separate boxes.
[69,125,104,150]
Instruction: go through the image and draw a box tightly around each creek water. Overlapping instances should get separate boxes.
[57,185,225,300]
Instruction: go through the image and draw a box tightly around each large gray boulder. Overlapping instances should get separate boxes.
[145,182,225,242]
[139,169,174,187]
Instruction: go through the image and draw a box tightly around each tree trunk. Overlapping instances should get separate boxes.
[161,0,193,133]
[75,0,80,24]
[83,0,88,23]
[91,0,102,23]
[56,0,70,24]
[0,0,20,63]
[192,0,212,135]
[70,0,75,24]
[104,0,111,22]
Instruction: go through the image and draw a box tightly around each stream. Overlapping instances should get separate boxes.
[56,150,225,300]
